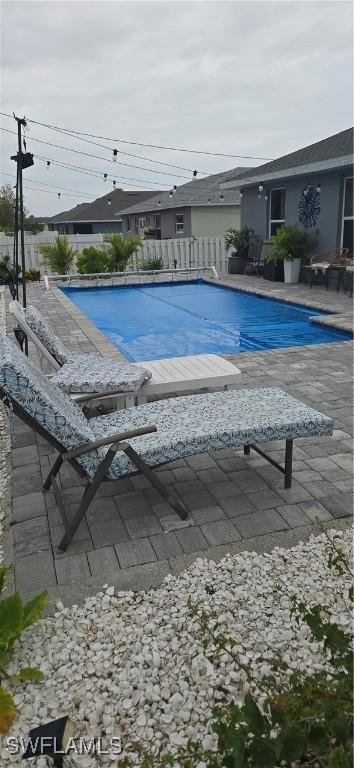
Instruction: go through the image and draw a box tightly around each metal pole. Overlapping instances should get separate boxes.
[16,118,27,309]
[13,163,19,300]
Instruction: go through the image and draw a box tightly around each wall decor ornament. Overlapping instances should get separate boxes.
[298,186,321,228]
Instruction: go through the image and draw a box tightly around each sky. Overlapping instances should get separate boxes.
[1,0,353,217]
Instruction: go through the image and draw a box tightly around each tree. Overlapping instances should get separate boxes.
[0,184,43,234]
[0,184,17,232]
[103,233,142,271]
[38,235,76,274]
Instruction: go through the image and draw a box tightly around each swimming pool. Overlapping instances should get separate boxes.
[60,280,352,361]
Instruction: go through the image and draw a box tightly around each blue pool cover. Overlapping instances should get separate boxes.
[60,280,352,361]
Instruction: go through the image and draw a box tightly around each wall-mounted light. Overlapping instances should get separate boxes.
[112,148,118,161]
[258,183,264,193]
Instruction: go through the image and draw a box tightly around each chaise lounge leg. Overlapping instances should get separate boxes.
[123,444,189,520]
[43,455,63,491]
[284,439,293,489]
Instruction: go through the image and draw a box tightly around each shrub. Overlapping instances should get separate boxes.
[267,225,316,263]
[38,235,76,274]
[0,255,21,299]
[104,233,142,271]
[224,227,256,255]
[139,256,164,271]
[25,267,40,282]
[76,247,113,274]
[0,566,47,733]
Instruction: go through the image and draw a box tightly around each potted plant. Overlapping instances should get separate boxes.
[224,226,256,274]
[268,225,314,284]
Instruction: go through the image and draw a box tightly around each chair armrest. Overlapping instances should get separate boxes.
[72,389,135,403]
[310,252,329,265]
[64,425,157,459]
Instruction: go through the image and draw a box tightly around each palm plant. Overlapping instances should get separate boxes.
[103,233,142,271]
[38,235,76,275]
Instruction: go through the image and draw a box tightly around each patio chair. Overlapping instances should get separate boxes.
[244,241,264,277]
[9,300,242,404]
[9,299,152,405]
[303,248,349,289]
[0,336,333,552]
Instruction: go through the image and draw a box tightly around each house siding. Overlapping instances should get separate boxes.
[191,206,240,237]
[241,167,353,253]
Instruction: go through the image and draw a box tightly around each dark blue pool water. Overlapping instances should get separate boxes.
[61,280,352,361]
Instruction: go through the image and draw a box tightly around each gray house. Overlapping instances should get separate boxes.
[222,128,353,255]
[119,168,250,239]
[44,189,163,235]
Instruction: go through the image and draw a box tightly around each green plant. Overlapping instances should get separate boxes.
[139,255,164,271]
[104,233,142,271]
[0,566,47,732]
[76,247,113,274]
[267,225,316,263]
[38,235,77,274]
[25,267,41,282]
[0,255,21,299]
[127,530,352,768]
[224,227,256,255]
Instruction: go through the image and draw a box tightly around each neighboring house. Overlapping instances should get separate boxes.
[43,189,163,235]
[221,128,354,255]
[119,168,251,239]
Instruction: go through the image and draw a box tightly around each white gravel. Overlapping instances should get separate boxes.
[1,527,352,767]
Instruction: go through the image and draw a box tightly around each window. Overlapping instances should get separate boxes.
[126,217,131,231]
[342,177,353,255]
[269,189,285,237]
[154,215,161,229]
[176,213,184,234]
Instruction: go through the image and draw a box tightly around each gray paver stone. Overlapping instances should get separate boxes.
[88,547,120,575]
[115,538,156,568]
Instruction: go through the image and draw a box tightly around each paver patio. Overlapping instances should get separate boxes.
[2,274,353,602]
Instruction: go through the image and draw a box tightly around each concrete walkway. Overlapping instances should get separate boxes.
[3,275,353,605]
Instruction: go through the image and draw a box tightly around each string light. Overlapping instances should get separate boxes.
[169,190,173,198]
[157,200,161,207]
[57,192,61,199]
[107,198,112,205]
[220,194,224,201]
[207,197,211,204]
[316,184,321,193]
[113,180,116,188]
[192,170,198,180]
[103,173,108,182]
[239,190,243,199]
[264,193,269,201]
[258,183,264,192]
[46,161,51,170]
[112,148,118,161]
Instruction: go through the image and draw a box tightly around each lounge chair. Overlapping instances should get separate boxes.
[0,336,333,551]
[9,300,241,404]
[9,300,152,405]
[303,248,349,289]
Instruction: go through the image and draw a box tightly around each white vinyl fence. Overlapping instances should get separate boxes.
[0,233,228,275]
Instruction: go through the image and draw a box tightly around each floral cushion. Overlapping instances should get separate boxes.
[24,305,70,365]
[88,388,333,480]
[51,354,152,394]
[0,336,109,474]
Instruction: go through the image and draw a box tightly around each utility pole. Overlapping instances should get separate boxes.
[11,114,34,353]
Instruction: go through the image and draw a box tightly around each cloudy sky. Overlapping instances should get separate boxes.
[1,0,353,216]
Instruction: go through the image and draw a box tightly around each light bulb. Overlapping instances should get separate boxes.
[113,180,116,188]
[207,198,211,204]
[258,183,264,192]
[107,199,112,206]
[46,161,51,170]
[239,190,243,198]
[112,149,118,161]
[220,194,224,200]
[173,185,177,192]
[169,191,173,198]
[57,193,61,199]
[316,184,321,194]
[158,200,161,207]
[103,173,108,182]
[192,170,197,180]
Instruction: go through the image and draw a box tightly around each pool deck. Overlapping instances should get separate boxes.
[1,275,353,606]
